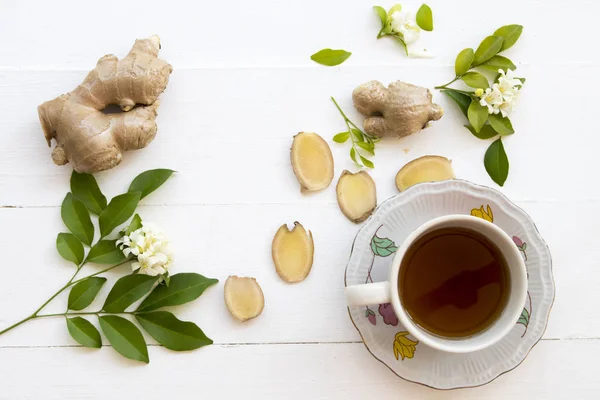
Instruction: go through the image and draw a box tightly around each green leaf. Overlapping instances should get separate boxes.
[136,311,213,351]
[455,48,474,76]
[484,138,509,186]
[517,307,530,326]
[522,242,527,250]
[356,141,374,155]
[351,128,365,142]
[468,100,489,133]
[99,315,149,363]
[465,124,498,140]
[441,89,471,118]
[56,233,84,265]
[103,275,157,313]
[70,171,107,215]
[360,156,374,169]
[370,235,398,257]
[68,277,107,311]
[387,4,402,16]
[415,4,433,31]
[494,25,523,51]
[61,193,94,246]
[137,273,218,312]
[87,240,126,264]
[128,169,175,200]
[99,192,141,238]
[373,6,388,26]
[462,72,489,89]
[488,114,515,136]
[66,317,102,348]
[125,214,143,235]
[473,36,504,65]
[478,55,516,73]
[310,49,352,66]
[333,132,350,143]
[350,147,358,164]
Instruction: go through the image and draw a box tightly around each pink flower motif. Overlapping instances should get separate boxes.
[379,303,398,326]
[512,236,523,247]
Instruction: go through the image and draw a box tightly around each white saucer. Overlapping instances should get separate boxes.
[344,180,555,389]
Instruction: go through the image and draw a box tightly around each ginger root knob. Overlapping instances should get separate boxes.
[352,80,443,139]
[38,35,172,173]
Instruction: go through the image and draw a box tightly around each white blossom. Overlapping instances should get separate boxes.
[117,222,173,278]
[390,11,420,44]
[479,85,503,114]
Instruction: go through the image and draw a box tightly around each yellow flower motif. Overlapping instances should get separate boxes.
[393,331,418,360]
[470,204,493,223]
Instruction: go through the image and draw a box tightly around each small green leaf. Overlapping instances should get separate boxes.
[522,242,527,250]
[387,4,402,16]
[333,132,350,143]
[125,214,143,235]
[99,315,149,363]
[462,72,489,89]
[370,235,398,257]
[70,171,107,215]
[56,233,84,265]
[128,169,175,200]
[360,156,374,169]
[68,277,107,311]
[99,192,141,238]
[484,138,509,186]
[136,311,213,351]
[494,25,523,51]
[465,124,498,140]
[137,273,219,312]
[61,193,94,246]
[455,48,474,76]
[415,4,433,31]
[473,36,504,65]
[351,128,365,142]
[478,55,516,72]
[87,240,126,264]
[468,100,489,133]
[310,49,352,67]
[373,6,387,26]
[441,89,471,118]
[350,147,358,164]
[103,275,157,313]
[66,317,102,348]
[488,114,515,136]
[356,141,374,155]
[517,307,530,326]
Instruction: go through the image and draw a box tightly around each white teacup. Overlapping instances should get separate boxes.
[345,214,527,353]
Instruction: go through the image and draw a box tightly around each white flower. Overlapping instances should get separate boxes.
[390,11,420,44]
[499,89,520,118]
[117,222,173,278]
[496,69,522,101]
[479,85,503,114]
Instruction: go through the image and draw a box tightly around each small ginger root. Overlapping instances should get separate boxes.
[290,132,334,192]
[336,170,377,223]
[224,276,265,322]
[38,36,172,173]
[272,222,314,283]
[352,80,443,138]
[395,155,455,191]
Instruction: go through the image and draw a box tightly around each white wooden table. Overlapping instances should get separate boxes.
[0,0,597,398]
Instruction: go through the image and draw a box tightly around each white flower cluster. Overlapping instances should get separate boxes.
[116,223,173,278]
[475,69,523,117]
[389,10,433,58]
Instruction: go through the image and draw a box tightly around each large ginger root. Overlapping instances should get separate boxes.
[352,81,443,139]
[38,35,172,173]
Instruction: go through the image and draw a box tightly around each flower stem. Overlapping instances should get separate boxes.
[37,311,135,319]
[435,76,461,90]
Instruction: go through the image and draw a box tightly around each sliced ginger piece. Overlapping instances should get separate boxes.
[224,276,265,322]
[395,155,455,191]
[272,222,314,283]
[336,170,377,223]
[291,132,334,192]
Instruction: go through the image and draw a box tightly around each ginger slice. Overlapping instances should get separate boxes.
[395,155,455,191]
[336,170,377,223]
[290,132,334,192]
[224,276,265,322]
[272,222,314,283]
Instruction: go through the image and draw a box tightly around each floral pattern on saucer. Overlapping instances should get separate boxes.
[345,180,555,389]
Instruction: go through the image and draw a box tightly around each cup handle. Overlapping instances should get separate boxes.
[345,281,391,306]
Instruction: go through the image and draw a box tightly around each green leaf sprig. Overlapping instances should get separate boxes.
[0,169,219,363]
[331,97,377,168]
[435,24,524,186]
[373,4,434,55]
[310,48,352,66]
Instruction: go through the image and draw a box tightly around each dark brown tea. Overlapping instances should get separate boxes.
[399,227,510,338]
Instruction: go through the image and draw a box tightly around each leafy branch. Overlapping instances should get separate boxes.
[331,97,377,168]
[0,169,218,363]
[373,4,434,56]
